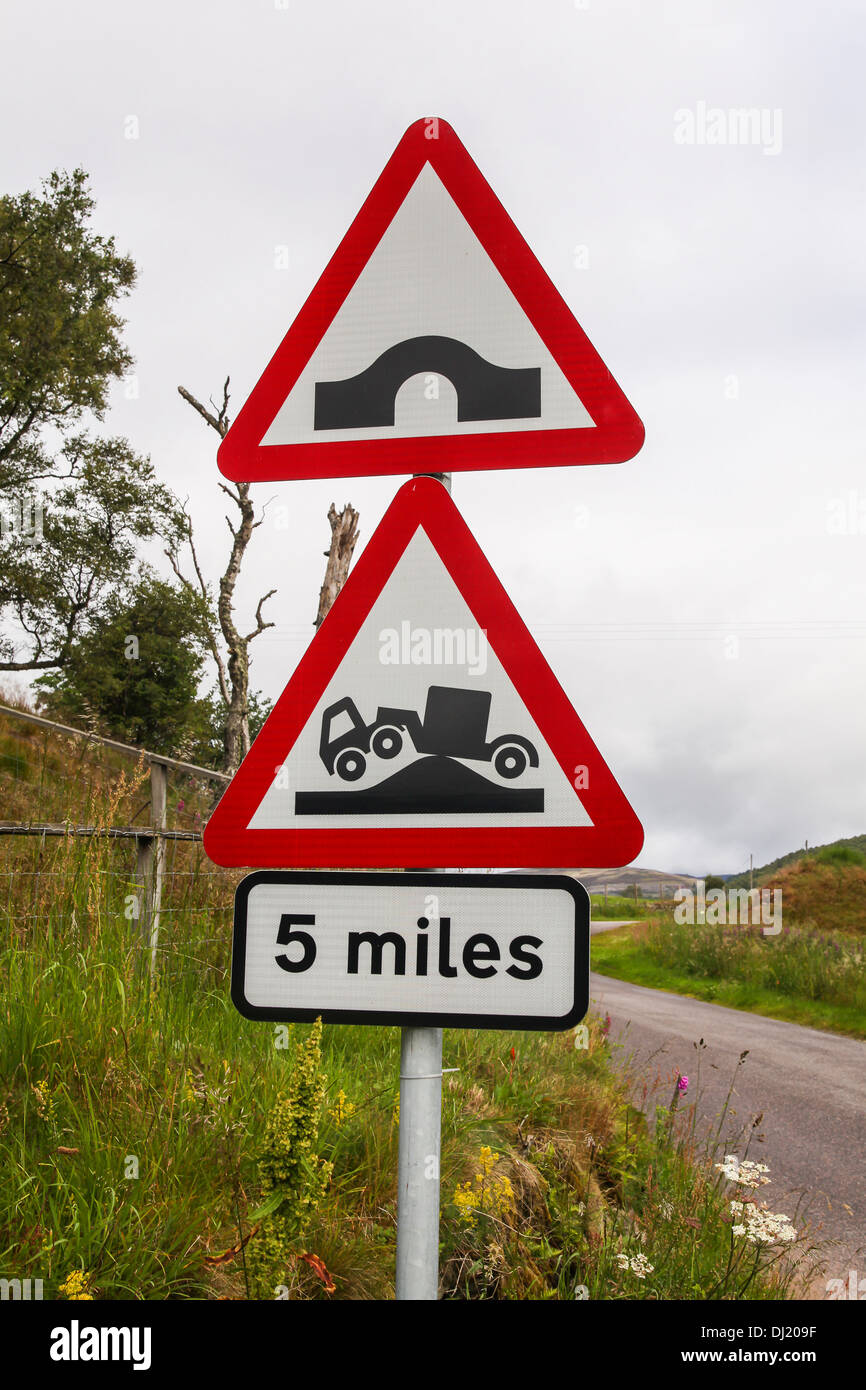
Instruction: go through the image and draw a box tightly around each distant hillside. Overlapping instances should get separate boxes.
[725,834,866,890]
[764,856,866,934]
[511,866,698,899]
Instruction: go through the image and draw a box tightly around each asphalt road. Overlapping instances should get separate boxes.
[589,971,866,1297]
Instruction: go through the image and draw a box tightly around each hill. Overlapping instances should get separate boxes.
[763,855,866,935]
[510,866,698,899]
[725,834,866,890]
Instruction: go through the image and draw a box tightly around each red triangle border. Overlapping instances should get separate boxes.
[217,117,644,483]
[203,478,644,869]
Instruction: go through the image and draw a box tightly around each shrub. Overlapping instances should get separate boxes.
[816,844,866,867]
[247,1018,333,1299]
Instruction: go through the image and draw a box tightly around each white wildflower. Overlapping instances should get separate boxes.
[730,1202,797,1245]
[715,1155,771,1187]
[630,1253,654,1278]
[616,1251,655,1278]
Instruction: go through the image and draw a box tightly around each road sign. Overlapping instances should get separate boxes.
[203,476,643,869]
[217,116,644,483]
[231,871,589,1030]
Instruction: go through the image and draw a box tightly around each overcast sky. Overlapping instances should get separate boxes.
[3,0,864,874]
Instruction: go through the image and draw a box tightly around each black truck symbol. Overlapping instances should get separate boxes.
[319,685,539,783]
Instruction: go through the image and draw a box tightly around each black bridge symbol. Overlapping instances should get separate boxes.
[314,335,541,431]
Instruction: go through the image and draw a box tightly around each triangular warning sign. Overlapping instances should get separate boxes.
[204,478,643,869]
[217,117,644,483]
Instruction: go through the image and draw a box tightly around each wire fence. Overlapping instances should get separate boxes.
[0,701,241,969]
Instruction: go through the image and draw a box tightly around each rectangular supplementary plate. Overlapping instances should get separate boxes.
[231,871,589,1031]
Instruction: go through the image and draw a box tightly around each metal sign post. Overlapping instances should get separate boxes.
[395,1024,443,1300]
[229,867,589,1300]
[395,470,450,1302]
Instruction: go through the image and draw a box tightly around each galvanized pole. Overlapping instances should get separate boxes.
[396,1024,443,1299]
[395,470,451,1301]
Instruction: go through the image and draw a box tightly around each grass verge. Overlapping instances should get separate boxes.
[0,743,821,1300]
[589,893,646,920]
[0,873,817,1299]
[592,922,866,1041]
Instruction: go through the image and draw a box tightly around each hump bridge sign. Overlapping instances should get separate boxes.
[216,116,644,483]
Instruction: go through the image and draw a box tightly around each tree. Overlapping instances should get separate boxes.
[0,169,135,488]
[0,436,176,671]
[36,576,212,753]
[182,686,274,771]
[0,168,174,672]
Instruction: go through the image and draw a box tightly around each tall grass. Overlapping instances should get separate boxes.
[641,916,866,1011]
[0,735,817,1299]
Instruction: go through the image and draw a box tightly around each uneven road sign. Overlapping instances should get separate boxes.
[231,871,589,1031]
[217,116,644,483]
[203,476,644,869]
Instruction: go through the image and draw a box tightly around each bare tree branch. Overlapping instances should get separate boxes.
[244,589,277,644]
[177,380,231,439]
[165,536,231,709]
[176,380,359,770]
[218,480,242,506]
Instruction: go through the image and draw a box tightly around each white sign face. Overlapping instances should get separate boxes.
[248,528,592,835]
[261,164,595,448]
[232,872,589,1031]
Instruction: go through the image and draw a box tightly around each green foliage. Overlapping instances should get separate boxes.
[0,169,135,487]
[0,168,182,674]
[600,917,866,1016]
[590,893,646,920]
[1,436,176,672]
[704,874,726,891]
[816,843,866,867]
[648,917,866,1007]
[35,575,211,754]
[247,1019,333,1299]
[181,687,274,769]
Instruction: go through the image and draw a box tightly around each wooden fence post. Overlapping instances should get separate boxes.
[135,761,167,979]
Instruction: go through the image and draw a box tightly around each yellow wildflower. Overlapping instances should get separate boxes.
[330,1089,355,1128]
[452,1146,516,1228]
[31,1078,55,1123]
[59,1270,93,1300]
